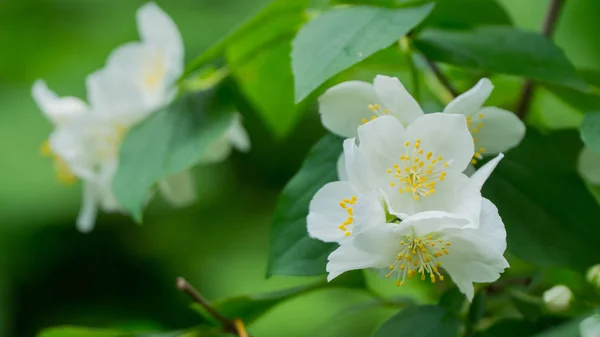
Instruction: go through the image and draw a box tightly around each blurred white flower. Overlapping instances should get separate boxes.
[579,146,600,185]
[443,78,525,164]
[32,2,250,232]
[327,198,508,301]
[586,264,600,289]
[543,285,573,313]
[580,315,600,337]
[318,75,424,138]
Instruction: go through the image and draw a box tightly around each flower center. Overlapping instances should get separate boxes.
[386,232,451,287]
[386,139,450,200]
[468,114,486,164]
[40,140,77,185]
[361,104,389,124]
[143,53,167,92]
[338,196,357,237]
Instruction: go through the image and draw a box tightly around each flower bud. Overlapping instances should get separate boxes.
[586,264,600,289]
[580,315,600,337]
[543,285,572,313]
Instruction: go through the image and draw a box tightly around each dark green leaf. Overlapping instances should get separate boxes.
[414,26,587,90]
[292,3,434,102]
[113,92,235,221]
[534,318,582,337]
[420,0,512,30]
[267,133,343,276]
[544,85,600,114]
[192,271,365,325]
[468,291,486,325]
[508,289,544,322]
[472,319,543,337]
[581,112,600,154]
[482,129,600,271]
[438,287,466,313]
[374,305,461,337]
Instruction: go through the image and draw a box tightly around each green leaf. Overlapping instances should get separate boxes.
[581,112,600,154]
[183,0,309,76]
[292,3,435,102]
[472,319,544,337]
[414,26,587,91]
[420,0,512,30]
[226,0,309,137]
[482,129,600,271]
[192,271,365,325]
[37,327,124,337]
[373,305,461,337]
[438,287,466,313]
[267,133,343,276]
[113,92,235,221]
[508,289,544,322]
[534,318,582,337]
[468,291,486,326]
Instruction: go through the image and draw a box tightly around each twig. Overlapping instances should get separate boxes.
[422,56,459,98]
[176,277,248,336]
[516,0,565,119]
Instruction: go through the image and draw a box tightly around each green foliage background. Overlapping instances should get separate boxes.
[1,0,600,336]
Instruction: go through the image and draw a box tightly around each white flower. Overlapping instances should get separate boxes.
[32,80,87,127]
[580,315,600,337]
[543,285,573,313]
[326,198,509,301]
[355,113,482,222]
[318,75,424,138]
[308,139,385,242]
[579,147,600,185]
[586,264,600,289]
[443,78,525,164]
[87,2,184,126]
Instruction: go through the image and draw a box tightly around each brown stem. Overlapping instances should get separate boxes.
[516,0,565,119]
[176,277,246,336]
[422,56,459,97]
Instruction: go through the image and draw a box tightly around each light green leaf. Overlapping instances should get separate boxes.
[192,271,365,325]
[581,112,600,154]
[267,133,343,276]
[482,129,600,271]
[113,92,235,221]
[414,26,588,90]
[292,3,435,102]
[37,327,124,337]
[420,0,512,30]
[373,305,461,337]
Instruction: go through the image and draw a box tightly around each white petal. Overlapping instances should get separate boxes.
[76,181,99,233]
[97,159,122,212]
[580,315,600,337]
[32,80,87,126]
[158,169,198,207]
[326,241,387,281]
[404,113,474,172]
[373,75,424,126]
[226,114,251,152]
[404,211,471,237]
[473,107,526,154]
[136,2,184,68]
[198,138,231,164]
[318,81,379,138]
[343,138,379,192]
[336,153,348,181]
[443,78,493,116]
[308,181,360,242]
[579,146,600,185]
[470,153,504,191]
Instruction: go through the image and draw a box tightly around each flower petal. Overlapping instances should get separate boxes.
[373,75,424,126]
[308,181,360,242]
[76,181,99,233]
[32,80,87,126]
[337,153,348,181]
[579,146,600,185]
[473,107,525,154]
[318,80,379,138]
[226,113,251,152]
[476,198,507,253]
[136,2,184,68]
[326,241,388,281]
[470,153,504,191]
[404,113,474,172]
[443,78,493,116]
[159,169,198,207]
[343,138,379,192]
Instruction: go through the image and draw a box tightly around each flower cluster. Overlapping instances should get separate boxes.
[32,3,249,232]
[308,75,525,300]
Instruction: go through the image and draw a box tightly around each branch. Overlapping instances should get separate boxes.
[516,0,565,119]
[422,56,459,98]
[176,277,248,337]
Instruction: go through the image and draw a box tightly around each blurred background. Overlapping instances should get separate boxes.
[1,0,600,336]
